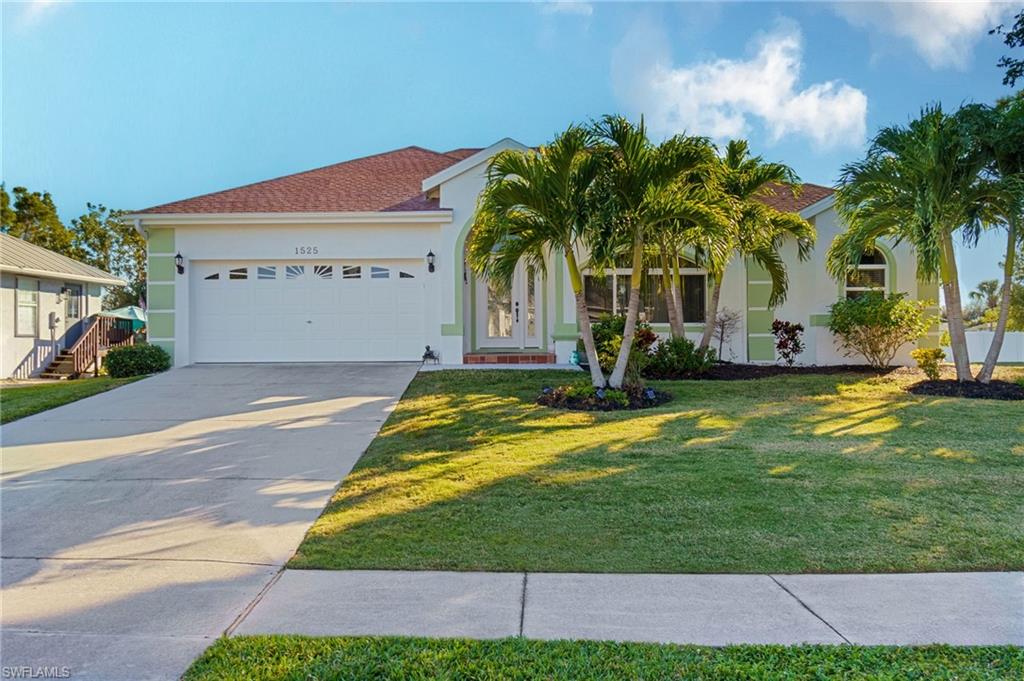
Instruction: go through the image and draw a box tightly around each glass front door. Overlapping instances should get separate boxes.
[476,264,541,348]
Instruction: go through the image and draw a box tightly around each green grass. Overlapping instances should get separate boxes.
[291,368,1024,574]
[184,636,1023,681]
[0,376,141,424]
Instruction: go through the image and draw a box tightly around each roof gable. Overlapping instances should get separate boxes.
[755,183,835,216]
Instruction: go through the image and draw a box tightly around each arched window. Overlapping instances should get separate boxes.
[844,248,888,299]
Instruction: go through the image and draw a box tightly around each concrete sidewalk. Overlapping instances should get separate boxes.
[236,569,1023,646]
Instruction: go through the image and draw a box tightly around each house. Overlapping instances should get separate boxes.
[128,140,939,368]
[1,233,126,378]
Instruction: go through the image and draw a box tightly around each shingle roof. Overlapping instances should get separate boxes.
[755,183,834,213]
[136,146,471,214]
[135,145,833,217]
[0,233,125,286]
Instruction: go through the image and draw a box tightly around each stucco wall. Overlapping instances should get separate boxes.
[2,273,103,378]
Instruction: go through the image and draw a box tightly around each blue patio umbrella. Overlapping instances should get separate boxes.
[99,305,148,331]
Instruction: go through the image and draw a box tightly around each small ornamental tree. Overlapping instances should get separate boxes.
[828,292,932,369]
[771,319,805,365]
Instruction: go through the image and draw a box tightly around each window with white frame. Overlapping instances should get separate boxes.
[15,277,39,337]
[583,260,706,323]
[845,249,888,299]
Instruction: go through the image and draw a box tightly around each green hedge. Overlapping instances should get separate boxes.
[103,344,171,378]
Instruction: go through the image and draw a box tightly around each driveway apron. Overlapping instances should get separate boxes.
[0,363,417,681]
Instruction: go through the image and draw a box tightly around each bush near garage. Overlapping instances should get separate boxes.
[828,293,932,369]
[103,344,172,378]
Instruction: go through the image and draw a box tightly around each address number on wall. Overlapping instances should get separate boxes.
[295,246,319,255]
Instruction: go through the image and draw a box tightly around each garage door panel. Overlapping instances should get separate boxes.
[191,260,426,362]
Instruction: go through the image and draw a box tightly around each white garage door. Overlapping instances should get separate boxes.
[191,260,426,362]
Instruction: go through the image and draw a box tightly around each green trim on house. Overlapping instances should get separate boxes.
[149,339,174,361]
[148,228,175,254]
[917,279,942,349]
[148,255,175,283]
[746,258,775,362]
[748,335,775,361]
[541,268,548,351]
[470,269,477,350]
[441,215,475,337]
[552,248,579,340]
[147,312,174,338]
[809,314,831,327]
[147,283,174,311]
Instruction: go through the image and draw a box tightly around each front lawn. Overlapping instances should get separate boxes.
[291,368,1024,574]
[184,636,1022,681]
[0,377,140,424]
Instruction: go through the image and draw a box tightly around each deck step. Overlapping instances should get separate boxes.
[38,372,73,380]
[463,352,558,365]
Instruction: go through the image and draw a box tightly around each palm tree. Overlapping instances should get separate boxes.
[590,115,723,388]
[696,141,816,352]
[827,104,999,382]
[959,93,1024,383]
[969,279,1001,311]
[467,126,608,387]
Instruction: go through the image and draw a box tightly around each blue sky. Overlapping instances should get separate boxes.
[2,1,1018,296]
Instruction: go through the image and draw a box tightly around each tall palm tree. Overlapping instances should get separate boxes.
[827,104,998,382]
[959,93,1024,383]
[969,279,1001,311]
[696,141,816,352]
[590,115,724,388]
[467,126,608,387]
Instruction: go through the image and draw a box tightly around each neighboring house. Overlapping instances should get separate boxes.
[1,233,125,378]
[128,140,939,368]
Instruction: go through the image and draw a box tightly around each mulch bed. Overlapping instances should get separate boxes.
[537,385,673,411]
[907,379,1024,401]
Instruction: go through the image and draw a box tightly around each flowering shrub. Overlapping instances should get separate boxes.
[910,347,946,381]
[828,293,931,369]
[771,320,805,366]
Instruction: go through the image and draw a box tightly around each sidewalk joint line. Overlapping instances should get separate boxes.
[769,575,850,644]
[225,567,285,637]
[518,572,528,637]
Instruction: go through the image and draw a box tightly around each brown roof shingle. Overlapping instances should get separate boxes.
[755,183,834,213]
[137,146,468,214]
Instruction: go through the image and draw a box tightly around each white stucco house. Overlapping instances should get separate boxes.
[129,140,939,368]
[1,233,125,378]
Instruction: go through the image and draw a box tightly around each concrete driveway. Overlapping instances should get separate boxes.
[0,363,418,681]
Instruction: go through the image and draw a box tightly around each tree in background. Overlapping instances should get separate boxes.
[71,204,147,309]
[1,185,78,257]
[992,9,1024,87]
[969,279,1001,312]
[0,186,145,309]
[828,105,1000,382]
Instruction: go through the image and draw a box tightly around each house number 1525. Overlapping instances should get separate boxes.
[295,246,319,255]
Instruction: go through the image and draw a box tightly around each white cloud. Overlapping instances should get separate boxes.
[834,1,1013,69]
[611,18,867,149]
[539,2,593,17]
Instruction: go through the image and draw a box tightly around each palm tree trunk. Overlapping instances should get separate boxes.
[670,253,685,336]
[939,231,972,381]
[699,273,722,351]
[976,215,1017,383]
[565,248,606,387]
[610,235,644,389]
[659,244,683,337]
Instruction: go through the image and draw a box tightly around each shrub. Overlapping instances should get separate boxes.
[771,320,805,366]
[103,343,171,378]
[828,293,932,369]
[644,336,716,379]
[910,347,946,381]
[588,314,657,385]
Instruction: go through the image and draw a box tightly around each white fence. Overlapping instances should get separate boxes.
[944,330,1024,364]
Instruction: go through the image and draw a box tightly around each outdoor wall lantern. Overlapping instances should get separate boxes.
[426,250,436,273]
[175,252,185,275]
